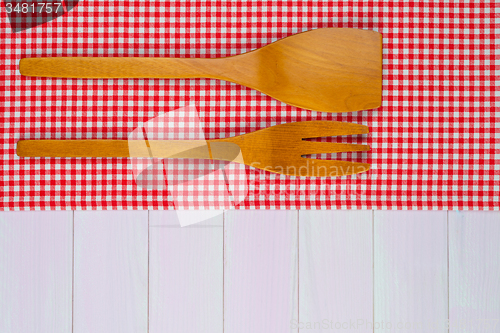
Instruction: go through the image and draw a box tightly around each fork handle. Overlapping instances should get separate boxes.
[17,140,242,162]
[19,57,233,79]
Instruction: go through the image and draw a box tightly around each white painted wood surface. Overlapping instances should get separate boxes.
[1,210,500,333]
[224,210,298,333]
[298,210,373,332]
[0,211,73,333]
[449,211,500,333]
[149,211,223,333]
[73,211,148,333]
[374,211,448,332]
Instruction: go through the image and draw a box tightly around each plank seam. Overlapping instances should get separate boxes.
[372,210,375,333]
[72,210,75,333]
[223,210,225,333]
[297,210,300,333]
[447,211,449,333]
[147,210,150,333]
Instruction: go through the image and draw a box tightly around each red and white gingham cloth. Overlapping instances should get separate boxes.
[0,0,498,210]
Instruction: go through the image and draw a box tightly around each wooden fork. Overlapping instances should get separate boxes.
[19,28,382,113]
[16,121,370,177]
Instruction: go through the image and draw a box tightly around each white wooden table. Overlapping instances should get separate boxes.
[0,210,499,333]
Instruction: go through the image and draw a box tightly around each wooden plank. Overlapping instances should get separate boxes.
[73,211,148,333]
[298,210,373,332]
[374,211,448,332]
[149,211,223,333]
[224,210,298,333]
[449,211,500,333]
[0,211,73,333]
[175,210,224,227]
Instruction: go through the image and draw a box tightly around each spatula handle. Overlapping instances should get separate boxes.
[16,139,224,159]
[19,57,231,79]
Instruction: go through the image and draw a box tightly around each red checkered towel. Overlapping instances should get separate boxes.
[1,0,498,210]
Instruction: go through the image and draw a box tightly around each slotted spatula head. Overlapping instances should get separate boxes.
[216,120,371,177]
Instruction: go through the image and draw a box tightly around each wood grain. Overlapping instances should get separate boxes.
[73,211,148,333]
[374,211,448,332]
[149,211,223,333]
[298,210,373,332]
[19,28,382,112]
[17,120,371,177]
[449,211,500,333]
[0,211,73,333]
[17,139,213,159]
[224,210,298,333]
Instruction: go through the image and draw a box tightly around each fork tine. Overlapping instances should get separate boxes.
[299,142,370,155]
[271,120,369,139]
[259,158,370,177]
[297,159,370,177]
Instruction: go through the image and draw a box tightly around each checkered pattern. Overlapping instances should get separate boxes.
[128,106,248,209]
[0,0,498,210]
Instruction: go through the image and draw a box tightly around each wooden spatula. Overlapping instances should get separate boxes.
[19,28,382,113]
[17,121,370,177]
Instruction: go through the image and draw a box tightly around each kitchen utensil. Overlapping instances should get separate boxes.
[19,28,382,112]
[17,121,371,177]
